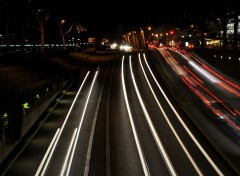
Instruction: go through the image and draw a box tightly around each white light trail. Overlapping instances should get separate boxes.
[144,53,224,176]
[35,71,90,176]
[130,55,177,176]
[65,69,99,176]
[121,55,150,176]
[139,54,203,175]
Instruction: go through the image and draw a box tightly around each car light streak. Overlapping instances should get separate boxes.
[60,128,78,176]
[216,82,240,97]
[35,71,90,176]
[191,53,240,90]
[166,56,187,76]
[159,49,188,77]
[121,55,150,176]
[181,75,240,132]
[180,76,211,105]
[198,85,237,117]
[161,48,240,131]
[84,67,105,176]
[184,68,239,118]
[138,54,203,175]
[171,49,240,97]
[202,64,240,93]
[166,51,179,64]
[35,128,61,176]
[66,68,99,175]
[143,53,224,176]
[187,52,240,93]
[207,103,240,132]
[188,61,219,83]
[183,66,204,84]
[129,56,177,176]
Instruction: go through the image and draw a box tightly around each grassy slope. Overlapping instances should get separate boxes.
[0,52,89,114]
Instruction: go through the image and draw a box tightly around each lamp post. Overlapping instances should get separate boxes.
[147,26,152,46]
[170,30,174,46]
[139,28,146,49]
[60,19,74,50]
[61,19,66,50]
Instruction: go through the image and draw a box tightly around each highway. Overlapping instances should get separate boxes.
[1,48,240,176]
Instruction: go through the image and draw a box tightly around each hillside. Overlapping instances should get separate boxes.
[0,51,90,143]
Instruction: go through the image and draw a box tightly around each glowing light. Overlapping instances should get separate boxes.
[23,102,30,109]
[188,61,219,83]
[119,44,132,52]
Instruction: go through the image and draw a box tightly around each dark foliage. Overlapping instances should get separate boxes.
[0,52,79,143]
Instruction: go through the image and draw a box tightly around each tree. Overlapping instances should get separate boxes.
[37,9,49,53]
[60,21,87,50]
[75,23,87,34]
[60,19,73,50]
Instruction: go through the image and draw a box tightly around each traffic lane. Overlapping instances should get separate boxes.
[148,49,240,175]
[44,54,120,175]
[109,53,145,176]
[82,53,123,175]
[120,53,202,175]
[123,53,184,175]
[132,52,221,175]
[44,70,101,176]
[86,58,116,176]
[166,49,240,138]
[2,69,91,176]
[168,49,240,109]
[153,47,239,135]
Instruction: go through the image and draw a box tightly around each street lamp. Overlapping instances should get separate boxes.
[61,19,65,25]
[60,19,74,50]
[146,26,152,45]
[139,28,146,49]
[61,19,66,50]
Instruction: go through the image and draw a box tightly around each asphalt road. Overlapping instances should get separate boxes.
[1,48,240,176]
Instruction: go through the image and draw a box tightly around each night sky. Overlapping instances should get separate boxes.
[36,0,231,27]
[35,1,237,31]
[0,0,238,35]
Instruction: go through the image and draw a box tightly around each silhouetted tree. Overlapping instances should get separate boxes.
[60,19,73,50]
[37,9,49,53]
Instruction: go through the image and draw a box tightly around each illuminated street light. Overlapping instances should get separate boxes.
[61,19,65,25]
[60,19,74,50]
[61,19,66,50]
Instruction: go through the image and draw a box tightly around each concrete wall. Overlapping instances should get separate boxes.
[0,80,68,164]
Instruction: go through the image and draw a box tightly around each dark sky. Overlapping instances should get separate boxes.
[0,0,238,34]
[35,1,238,32]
